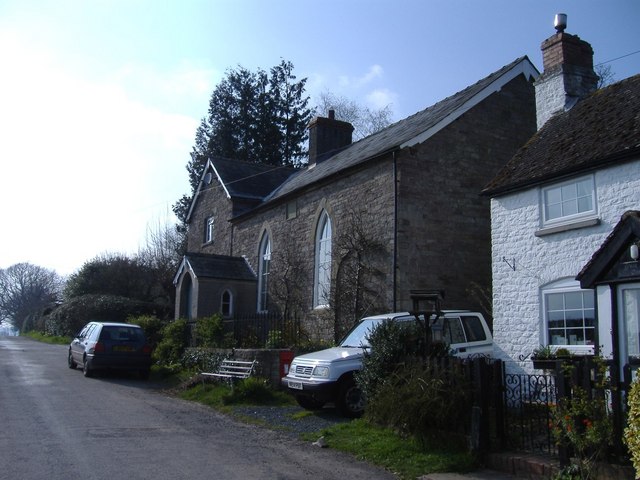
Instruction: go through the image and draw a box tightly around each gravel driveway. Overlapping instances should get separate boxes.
[230,404,351,438]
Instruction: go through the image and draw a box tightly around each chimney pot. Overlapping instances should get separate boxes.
[534,16,598,129]
[328,109,335,120]
[554,13,567,33]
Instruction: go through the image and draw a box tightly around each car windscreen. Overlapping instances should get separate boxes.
[339,319,383,348]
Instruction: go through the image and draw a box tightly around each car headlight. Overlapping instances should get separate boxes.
[312,366,330,378]
[289,362,297,374]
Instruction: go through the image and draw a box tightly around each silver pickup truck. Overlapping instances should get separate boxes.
[282,311,492,417]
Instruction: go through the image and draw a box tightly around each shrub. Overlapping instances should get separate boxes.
[194,314,224,348]
[356,318,472,448]
[181,347,225,371]
[365,360,473,448]
[551,381,613,478]
[131,314,166,349]
[265,330,285,349]
[222,377,277,405]
[624,378,640,478]
[154,319,190,365]
[44,294,171,336]
[355,318,427,400]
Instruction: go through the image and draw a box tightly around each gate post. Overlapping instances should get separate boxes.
[555,364,571,468]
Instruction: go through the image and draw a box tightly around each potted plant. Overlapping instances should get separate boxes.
[531,345,573,370]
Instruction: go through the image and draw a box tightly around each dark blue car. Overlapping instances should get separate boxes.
[68,322,153,379]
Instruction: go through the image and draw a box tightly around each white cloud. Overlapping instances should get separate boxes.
[0,30,199,275]
[366,88,398,110]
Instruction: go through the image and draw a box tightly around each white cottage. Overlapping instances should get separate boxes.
[482,21,640,375]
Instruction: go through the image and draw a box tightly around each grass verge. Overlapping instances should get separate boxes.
[179,380,477,479]
[23,331,72,345]
[302,419,476,480]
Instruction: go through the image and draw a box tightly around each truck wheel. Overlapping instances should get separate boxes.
[338,378,365,417]
[295,395,325,410]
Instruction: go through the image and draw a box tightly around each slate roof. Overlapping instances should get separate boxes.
[483,73,640,197]
[186,156,296,222]
[210,156,296,200]
[261,56,538,205]
[178,253,256,282]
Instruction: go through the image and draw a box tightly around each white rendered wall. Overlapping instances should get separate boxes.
[490,159,640,374]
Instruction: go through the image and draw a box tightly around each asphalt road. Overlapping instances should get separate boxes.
[0,336,395,480]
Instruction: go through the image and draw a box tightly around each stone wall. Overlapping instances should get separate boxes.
[187,180,235,257]
[395,74,537,315]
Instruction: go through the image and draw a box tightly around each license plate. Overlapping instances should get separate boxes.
[288,381,303,390]
[113,345,134,352]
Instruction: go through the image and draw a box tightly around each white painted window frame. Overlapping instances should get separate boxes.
[541,278,595,355]
[314,211,332,308]
[540,175,597,228]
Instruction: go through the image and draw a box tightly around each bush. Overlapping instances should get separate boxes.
[194,314,225,348]
[265,330,285,349]
[222,377,280,405]
[181,347,225,371]
[356,318,472,448]
[355,319,426,400]
[365,361,473,448]
[624,378,640,477]
[44,294,171,336]
[131,314,167,349]
[154,319,190,365]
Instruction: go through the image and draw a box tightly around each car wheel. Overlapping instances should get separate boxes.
[337,378,365,418]
[139,369,151,380]
[295,395,325,410]
[68,350,77,369]
[82,357,93,378]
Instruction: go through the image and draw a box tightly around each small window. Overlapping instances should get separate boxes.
[221,290,233,317]
[543,282,595,347]
[258,233,271,312]
[204,216,215,243]
[286,201,297,220]
[541,176,596,225]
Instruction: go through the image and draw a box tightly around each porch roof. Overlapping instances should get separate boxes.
[577,211,640,288]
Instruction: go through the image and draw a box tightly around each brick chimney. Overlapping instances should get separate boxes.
[534,14,599,129]
[307,109,354,167]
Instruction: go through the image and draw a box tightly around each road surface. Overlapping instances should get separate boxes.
[0,336,395,480]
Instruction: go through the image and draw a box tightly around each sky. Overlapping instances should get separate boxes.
[0,1,638,277]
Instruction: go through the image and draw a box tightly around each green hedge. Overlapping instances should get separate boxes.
[44,294,171,336]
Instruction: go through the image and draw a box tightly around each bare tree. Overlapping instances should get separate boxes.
[269,242,309,320]
[315,91,393,141]
[0,263,63,332]
[332,203,390,341]
[137,215,183,305]
[596,64,616,89]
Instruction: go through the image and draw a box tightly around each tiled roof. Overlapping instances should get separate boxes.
[263,56,537,203]
[483,73,640,196]
[184,253,256,281]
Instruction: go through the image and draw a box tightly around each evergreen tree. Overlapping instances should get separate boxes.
[173,59,312,228]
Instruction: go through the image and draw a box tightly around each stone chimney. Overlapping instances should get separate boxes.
[534,14,599,129]
[307,109,354,167]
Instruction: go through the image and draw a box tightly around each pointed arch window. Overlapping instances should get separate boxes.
[258,233,271,312]
[314,211,332,307]
[221,289,233,317]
